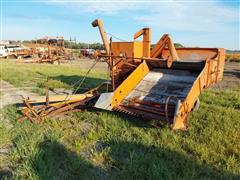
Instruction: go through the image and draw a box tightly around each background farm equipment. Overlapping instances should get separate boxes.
[17,36,70,64]
[0,43,33,59]
[20,19,225,130]
[80,49,95,59]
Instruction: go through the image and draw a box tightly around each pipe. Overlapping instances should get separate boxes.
[91,19,110,55]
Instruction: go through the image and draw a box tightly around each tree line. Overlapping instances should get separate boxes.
[21,40,184,50]
[65,42,184,49]
[64,41,104,50]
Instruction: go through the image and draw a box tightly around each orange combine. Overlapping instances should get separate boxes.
[20,19,225,130]
[92,19,225,130]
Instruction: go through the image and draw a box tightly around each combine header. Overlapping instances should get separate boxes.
[20,19,225,130]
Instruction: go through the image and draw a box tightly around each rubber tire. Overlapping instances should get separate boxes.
[192,98,200,111]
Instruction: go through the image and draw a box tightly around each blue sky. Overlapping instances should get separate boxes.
[1,0,239,50]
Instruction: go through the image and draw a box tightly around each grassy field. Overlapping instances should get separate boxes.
[0,60,240,179]
[0,60,107,95]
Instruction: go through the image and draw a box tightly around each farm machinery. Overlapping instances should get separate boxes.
[0,44,33,59]
[17,36,67,64]
[19,19,225,130]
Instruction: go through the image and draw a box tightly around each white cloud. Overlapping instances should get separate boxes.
[47,0,239,49]
[77,2,137,15]
[134,1,239,32]
[5,0,240,49]
[47,0,140,15]
[134,1,239,49]
[48,1,239,32]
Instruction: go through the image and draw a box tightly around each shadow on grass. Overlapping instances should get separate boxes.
[89,108,161,129]
[32,140,106,180]
[224,69,240,79]
[53,75,106,94]
[36,72,106,93]
[0,169,12,179]
[53,75,105,91]
[31,139,240,180]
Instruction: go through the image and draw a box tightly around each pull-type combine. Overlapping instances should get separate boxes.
[20,19,225,130]
[92,19,225,130]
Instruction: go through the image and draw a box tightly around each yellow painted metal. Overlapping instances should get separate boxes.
[172,48,225,130]
[151,34,168,58]
[168,37,179,61]
[172,115,187,130]
[45,98,83,107]
[133,42,144,58]
[151,34,179,61]
[112,42,134,58]
[110,60,150,108]
[134,28,151,57]
[111,41,143,58]
[215,48,225,82]
[91,19,110,55]
[172,64,207,130]
[110,28,150,59]
[134,29,145,39]
[92,18,149,59]
[30,94,93,104]
[92,19,226,131]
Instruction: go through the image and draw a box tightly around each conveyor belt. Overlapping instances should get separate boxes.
[122,68,198,105]
[117,68,198,121]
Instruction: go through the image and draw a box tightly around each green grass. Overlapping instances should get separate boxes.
[0,60,240,179]
[1,60,106,95]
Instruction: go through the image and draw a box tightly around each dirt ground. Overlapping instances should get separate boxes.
[0,80,39,109]
[213,61,240,90]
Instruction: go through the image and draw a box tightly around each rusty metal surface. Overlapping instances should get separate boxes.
[123,68,197,104]
[114,67,198,124]
[19,95,98,123]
